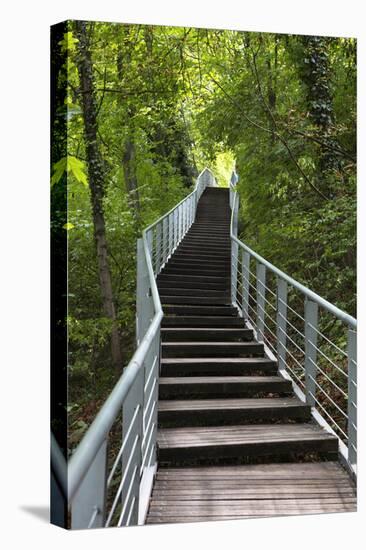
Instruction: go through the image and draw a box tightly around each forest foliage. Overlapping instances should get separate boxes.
[51,21,356,442]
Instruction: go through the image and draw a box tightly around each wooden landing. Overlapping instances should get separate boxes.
[146,462,356,524]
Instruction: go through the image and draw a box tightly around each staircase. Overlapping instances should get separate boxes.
[66,172,357,529]
[146,187,356,524]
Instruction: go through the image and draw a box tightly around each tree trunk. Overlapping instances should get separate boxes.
[122,138,141,228]
[266,35,278,144]
[116,32,141,229]
[300,36,338,175]
[75,21,122,371]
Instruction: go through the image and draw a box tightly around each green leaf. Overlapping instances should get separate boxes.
[68,156,88,186]
[59,31,79,52]
[63,222,75,230]
[51,156,88,187]
[51,157,67,187]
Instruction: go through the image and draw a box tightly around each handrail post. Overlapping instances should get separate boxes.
[231,194,239,305]
[304,299,318,407]
[71,440,107,528]
[178,204,182,242]
[155,223,161,275]
[276,278,288,372]
[146,229,152,256]
[136,238,150,345]
[51,433,67,527]
[174,209,178,250]
[347,327,357,469]
[231,241,238,305]
[168,212,173,258]
[256,262,266,342]
[162,217,168,265]
[183,201,187,234]
[121,369,143,526]
[242,250,250,319]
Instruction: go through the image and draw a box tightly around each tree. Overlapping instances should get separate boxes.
[57,23,356,448]
[75,21,122,371]
[299,36,339,178]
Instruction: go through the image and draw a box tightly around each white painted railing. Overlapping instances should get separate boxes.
[229,173,357,478]
[66,168,216,529]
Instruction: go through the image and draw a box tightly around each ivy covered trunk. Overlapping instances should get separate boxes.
[75,21,122,371]
[301,36,339,177]
[122,137,141,228]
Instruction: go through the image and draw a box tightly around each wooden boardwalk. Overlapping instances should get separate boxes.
[146,188,356,524]
[147,462,356,524]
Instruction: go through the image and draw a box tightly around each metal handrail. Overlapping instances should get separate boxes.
[141,167,212,315]
[68,313,161,502]
[68,167,215,528]
[229,171,357,477]
[51,431,67,499]
[143,167,209,233]
[232,232,356,329]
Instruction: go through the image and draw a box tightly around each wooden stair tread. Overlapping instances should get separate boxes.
[157,423,337,448]
[154,461,349,478]
[161,328,250,334]
[158,397,305,411]
[159,375,285,384]
[162,317,245,327]
[161,357,275,364]
[161,341,264,358]
[162,341,260,346]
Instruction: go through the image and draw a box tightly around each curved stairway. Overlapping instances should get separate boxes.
[146,188,356,524]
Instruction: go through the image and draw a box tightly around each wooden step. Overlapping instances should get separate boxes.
[159,273,230,284]
[163,267,230,278]
[160,296,231,306]
[182,236,230,244]
[161,341,264,358]
[193,223,230,228]
[190,227,228,232]
[158,280,229,291]
[162,268,230,278]
[162,316,245,328]
[173,252,229,261]
[157,423,338,464]
[173,249,231,258]
[160,357,278,376]
[164,266,231,277]
[171,253,230,263]
[161,327,253,341]
[154,461,350,480]
[158,287,229,298]
[164,259,230,268]
[167,257,229,266]
[184,232,230,239]
[159,375,292,398]
[158,397,311,427]
[163,305,236,316]
[177,242,230,250]
[184,228,230,235]
[178,244,230,253]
